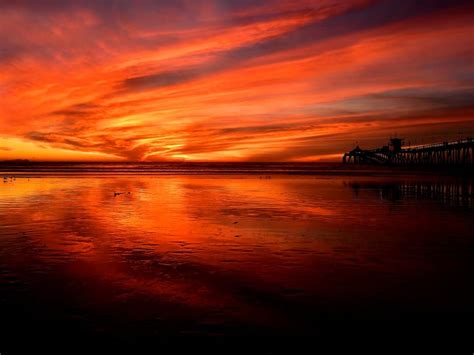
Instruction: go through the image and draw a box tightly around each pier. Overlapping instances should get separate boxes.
[343,138,474,166]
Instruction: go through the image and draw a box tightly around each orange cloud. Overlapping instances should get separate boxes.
[0,0,473,161]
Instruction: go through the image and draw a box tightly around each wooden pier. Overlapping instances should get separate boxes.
[343,138,474,166]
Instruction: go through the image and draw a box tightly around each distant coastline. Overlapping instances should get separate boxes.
[0,161,472,178]
[0,159,31,164]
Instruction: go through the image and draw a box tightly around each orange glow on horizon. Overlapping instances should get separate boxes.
[1,1,473,162]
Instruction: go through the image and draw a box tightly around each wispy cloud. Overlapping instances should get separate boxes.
[0,0,473,161]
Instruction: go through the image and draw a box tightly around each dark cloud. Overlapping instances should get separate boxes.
[324,87,474,117]
[118,0,474,95]
[123,68,204,91]
[370,87,474,109]
[217,0,474,67]
[52,103,101,117]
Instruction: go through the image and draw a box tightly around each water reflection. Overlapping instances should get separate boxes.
[1,175,474,342]
[347,179,474,208]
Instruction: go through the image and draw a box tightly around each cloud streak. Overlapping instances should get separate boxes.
[0,0,473,161]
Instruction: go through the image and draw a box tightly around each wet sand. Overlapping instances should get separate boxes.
[1,173,473,349]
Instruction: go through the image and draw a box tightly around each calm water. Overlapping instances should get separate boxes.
[1,170,474,345]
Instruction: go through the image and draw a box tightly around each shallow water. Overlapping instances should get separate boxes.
[1,174,473,342]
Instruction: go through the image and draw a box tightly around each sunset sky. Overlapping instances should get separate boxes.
[1,0,473,162]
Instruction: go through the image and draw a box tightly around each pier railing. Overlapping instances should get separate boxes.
[343,138,474,165]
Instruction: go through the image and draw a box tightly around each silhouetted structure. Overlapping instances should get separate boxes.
[343,138,474,166]
[346,180,474,209]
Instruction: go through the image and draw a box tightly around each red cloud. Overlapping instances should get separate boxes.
[0,1,473,161]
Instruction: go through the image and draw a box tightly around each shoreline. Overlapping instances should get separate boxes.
[1,162,473,178]
[1,170,473,179]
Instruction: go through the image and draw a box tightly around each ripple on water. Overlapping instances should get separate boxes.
[0,175,473,338]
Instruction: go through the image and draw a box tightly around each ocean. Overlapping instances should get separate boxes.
[0,163,473,348]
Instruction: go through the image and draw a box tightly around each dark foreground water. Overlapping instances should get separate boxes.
[1,167,473,349]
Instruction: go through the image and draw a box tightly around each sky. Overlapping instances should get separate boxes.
[0,0,473,162]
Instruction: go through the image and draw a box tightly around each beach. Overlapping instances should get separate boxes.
[1,167,473,347]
